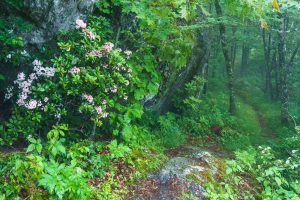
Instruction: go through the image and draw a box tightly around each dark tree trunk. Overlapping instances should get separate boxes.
[262,29,273,96]
[240,45,249,76]
[230,28,238,69]
[154,30,208,114]
[202,52,210,95]
[214,0,236,114]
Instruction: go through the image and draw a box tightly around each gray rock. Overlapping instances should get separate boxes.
[22,0,97,44]
[144,148,223,199]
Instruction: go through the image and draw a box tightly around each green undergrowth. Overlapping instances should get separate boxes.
[200,78,300,199]
[0,127,167,200]
[204,78,263,150]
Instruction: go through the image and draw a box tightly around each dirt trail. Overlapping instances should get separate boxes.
[255,110,277,139]
[237,92,278,140]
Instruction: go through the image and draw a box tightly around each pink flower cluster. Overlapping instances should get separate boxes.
[102,42,114,53]
[83,94,94,103]
[33,59,55,77]
[88,50,103,58]
[26,99,41,110]
[5,86,14,100]
[88,42,115,58]
[69,67,81,74]
[14,72,43,109]
[76,19,87,29]
[124,50,132,56]
[75,19,96,40]
[7,59,56,110]
[95,106,103,114]
[86,30,96,40]
[110,85,118,93]
[94,105,108,118]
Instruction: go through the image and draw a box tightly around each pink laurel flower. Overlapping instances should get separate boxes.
[32,59,42,67]
[83,94,93,103]
[17,98,25,106]
[124,50,132,56]
[17,72,26,81]
[69,67,81,74]
[102,42,114,53]
[76,19,87,29]
[4,86,14,100]
[95,106,103,114]
[111,86,118,93]
[26,99,38,109]
[44,67,55,77]
[102,113,108,118]
[86,30,96,40]
[29,73,37,80]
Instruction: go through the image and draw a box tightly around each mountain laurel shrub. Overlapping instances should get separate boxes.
[4,19,148,141]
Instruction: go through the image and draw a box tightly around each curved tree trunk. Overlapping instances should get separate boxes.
[154,30,209,114]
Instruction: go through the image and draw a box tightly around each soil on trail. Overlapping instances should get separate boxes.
[255,110,277,139]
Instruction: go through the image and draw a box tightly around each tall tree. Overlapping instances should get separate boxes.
[278,10,300,123]
[214,0,236,114]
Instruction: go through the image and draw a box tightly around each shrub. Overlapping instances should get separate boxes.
[3,18,147,141]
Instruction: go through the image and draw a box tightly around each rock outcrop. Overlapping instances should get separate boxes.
[23,0,97,44]
[130,146,227,199]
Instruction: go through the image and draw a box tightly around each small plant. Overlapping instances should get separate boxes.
[27,137,42,154]
[39,161,92,199]
[157,113,186,148]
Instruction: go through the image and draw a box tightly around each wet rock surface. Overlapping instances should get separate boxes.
[23,0,97,44]
[130,146,227,200]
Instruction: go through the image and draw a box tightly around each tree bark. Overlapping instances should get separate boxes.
[154,31,208,114]
[278,13,289,124]
[214,0,236,114]
[262,29,272,96]
[240,45,249,76]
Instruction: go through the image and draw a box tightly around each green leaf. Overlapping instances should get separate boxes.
[275,177,282,186]
[51,147,57,156]
[37,144,43,154]
[57,144,66,155]
[28,137,36,143]
[27,144,35,152]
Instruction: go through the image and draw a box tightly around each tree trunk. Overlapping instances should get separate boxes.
[154,30,208,114]
[214,0,236,114]
[202,52,210,95]
[240,45,249,76]
[262,29,273,96]
[278,13,289,124]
